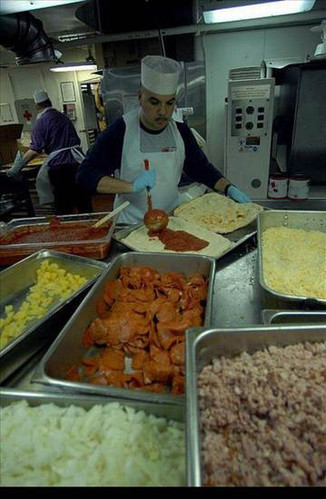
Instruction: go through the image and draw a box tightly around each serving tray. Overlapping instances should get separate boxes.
[0,250,107,383]
[113,218,258,260]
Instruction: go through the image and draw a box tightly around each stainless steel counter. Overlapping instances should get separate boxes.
[2,201,326,390]
[253,197,326,211]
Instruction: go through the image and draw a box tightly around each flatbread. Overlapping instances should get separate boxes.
[119,216,233,258]
[173,192,264,234]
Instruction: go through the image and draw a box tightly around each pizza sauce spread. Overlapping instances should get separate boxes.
[149,227,209,252]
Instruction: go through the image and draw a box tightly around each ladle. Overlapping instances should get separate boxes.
[92,200,130,228]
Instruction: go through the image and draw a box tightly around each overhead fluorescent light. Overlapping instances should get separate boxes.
[203,0,316,23]
[50,62,97,72]
[0,0,82,15]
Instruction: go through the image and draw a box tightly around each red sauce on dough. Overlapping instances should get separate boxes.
[0,219,111,245]
[151,228,209,252]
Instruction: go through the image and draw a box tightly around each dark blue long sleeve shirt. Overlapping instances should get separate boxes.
[76,117,224,194]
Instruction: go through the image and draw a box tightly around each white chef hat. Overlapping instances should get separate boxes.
[141,55,182,95]
[33,89,49,104]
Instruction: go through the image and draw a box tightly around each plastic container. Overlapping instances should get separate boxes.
[267,173,288,199]
[287,174,310,200]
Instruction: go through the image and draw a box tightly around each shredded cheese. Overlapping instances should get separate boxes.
[262,227,326,300]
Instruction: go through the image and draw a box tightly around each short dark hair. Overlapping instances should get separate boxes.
[38,98,52,108]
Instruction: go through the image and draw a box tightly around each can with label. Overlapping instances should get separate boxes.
[287,174,310,200]
[268,173,288,199]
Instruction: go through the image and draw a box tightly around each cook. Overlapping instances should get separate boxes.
[76,55,251,225]
[7,89,91,215]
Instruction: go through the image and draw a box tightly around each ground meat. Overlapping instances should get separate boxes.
[198,341,326,486]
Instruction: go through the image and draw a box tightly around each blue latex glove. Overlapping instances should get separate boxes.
[7,151,25,177]
[227,185,251,203]
[132,170,156,193]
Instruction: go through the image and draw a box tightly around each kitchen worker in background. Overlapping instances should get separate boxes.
[76,55,251,225]
[7,89,91,215]
[93,81,107,132]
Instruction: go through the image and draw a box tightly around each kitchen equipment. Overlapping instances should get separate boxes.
[257,209,326,304]
[185,324,326,486]
[262,309,326,325]
[274,60,326,184]
[225,75,275,199]
[0,250,107,383]
[0,387,184,422]
[144,159,152,211]
[32,252,216,405]
[0,212,116,265]
[92,200,130,228]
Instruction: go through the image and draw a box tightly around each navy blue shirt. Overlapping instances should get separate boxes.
[31,108,81,167]
[76,117,224,194]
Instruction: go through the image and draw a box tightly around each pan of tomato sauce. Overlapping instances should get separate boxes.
[0,217,114,264]
[2,219,110,244]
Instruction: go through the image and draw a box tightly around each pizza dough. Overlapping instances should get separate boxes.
[173,192,264,234]
[119,216,233,258]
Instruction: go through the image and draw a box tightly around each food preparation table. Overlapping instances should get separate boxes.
[1,197,325,390]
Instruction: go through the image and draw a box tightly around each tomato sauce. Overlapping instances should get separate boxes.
[0,220,111,245]
[154,228,209,252]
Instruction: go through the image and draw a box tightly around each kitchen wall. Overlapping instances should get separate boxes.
[0,22,322,169]
[200,23,321,173]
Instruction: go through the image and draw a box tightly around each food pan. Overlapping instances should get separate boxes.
[0,212,116,265]
[257,210,326,304]
[0,250,107,383]
[32,252,216,405]
[186,324,326,487]
[262,309,326,325]
[0,388,185,486]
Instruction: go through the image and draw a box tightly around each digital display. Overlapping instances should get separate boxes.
[246,136,260,145]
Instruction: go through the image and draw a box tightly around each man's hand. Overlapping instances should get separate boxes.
[132,170,156,193]
[227,185,251,203]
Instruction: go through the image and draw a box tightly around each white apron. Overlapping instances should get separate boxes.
[114,108,185,224]
[36,145,85,205]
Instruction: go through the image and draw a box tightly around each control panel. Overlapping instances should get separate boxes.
[225,78,275,199]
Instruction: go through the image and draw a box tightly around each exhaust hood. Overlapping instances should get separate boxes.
[0,12,60,65]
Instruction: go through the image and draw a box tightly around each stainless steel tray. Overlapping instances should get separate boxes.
[0,388,184,422]
[257,210,326,305]
[32,252,216,405]
[185,324,326,487]
[0,250,107,383]
[0,212,116,264]
[0,388,185,486]
[113,218,257,259]
[262,309,326,325]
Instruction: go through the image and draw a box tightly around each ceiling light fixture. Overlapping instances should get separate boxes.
[203,0,316,24]
[50,61,97,72]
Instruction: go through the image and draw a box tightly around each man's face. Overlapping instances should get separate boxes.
[139,87,176,131]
